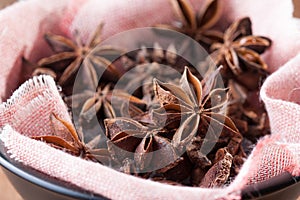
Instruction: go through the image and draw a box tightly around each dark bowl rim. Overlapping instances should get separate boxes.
[0,153,106,200]
[241,171,300,199]
[0,152,299,200]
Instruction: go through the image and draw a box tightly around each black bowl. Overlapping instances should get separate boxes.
[242,172,300,200]
[0,152,106,200]
[0,152,299,200]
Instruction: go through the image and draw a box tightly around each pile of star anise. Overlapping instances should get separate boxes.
[23,0,272,188]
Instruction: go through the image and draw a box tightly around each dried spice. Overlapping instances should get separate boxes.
[199,147,232,188]
[124,43,179,66]
[20,0,273,188]
[202,16,272,147]
[118,43,189,89]
[114,42,193,110]
[35,23,124,87]
[154,67,242,156]
[209,17,271,89]
[227,83,270,141]
[104,117,178,172]
[65,83,145,122]
[32,113,111,164]
[143,67,244,185]
[156,0,223,48]
[119,62,179,103]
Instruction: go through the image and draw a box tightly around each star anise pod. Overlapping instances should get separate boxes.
[32,113,111,164]
[209,17,272,89]
[117,42,193,110]
[188,137,245,186]
[227,80,270,140]
[120,42,190,78]
[156,0,223,47]
[120,62,179,104]
[123,43,179,67]
[65,84,146,122]
[153,67,242,160]
[104,117,178,172]
[36,23,124,86]
[199,147,232,188]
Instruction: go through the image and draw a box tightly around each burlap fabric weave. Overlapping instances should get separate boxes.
[0,0,300,199]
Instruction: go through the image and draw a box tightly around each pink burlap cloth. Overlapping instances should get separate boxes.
[0,0,300,199]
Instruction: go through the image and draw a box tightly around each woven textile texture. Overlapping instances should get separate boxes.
[0,0,300,199]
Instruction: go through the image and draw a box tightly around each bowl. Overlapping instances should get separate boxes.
[0,152,106,200]
[0,1,299,200]
[1,151,299,200]
[242,172,300,200]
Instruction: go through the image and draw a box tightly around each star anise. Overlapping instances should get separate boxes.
[199,147,232,188]
[120,62,179,103]
[32,113,111,164]
[117,43,193,110]
[123,43,179,67]
[227,80,270,141]
[209,17,272,89]
[120,42,190,79]
[65,84,146,122]
[153,67,243,161]
[36,23,124,87]
[156,0,223,47]
[104,117,178,172]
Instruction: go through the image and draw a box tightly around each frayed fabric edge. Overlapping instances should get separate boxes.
[1,75,58,110]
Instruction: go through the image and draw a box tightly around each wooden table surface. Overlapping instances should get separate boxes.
[0,168,22,200]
